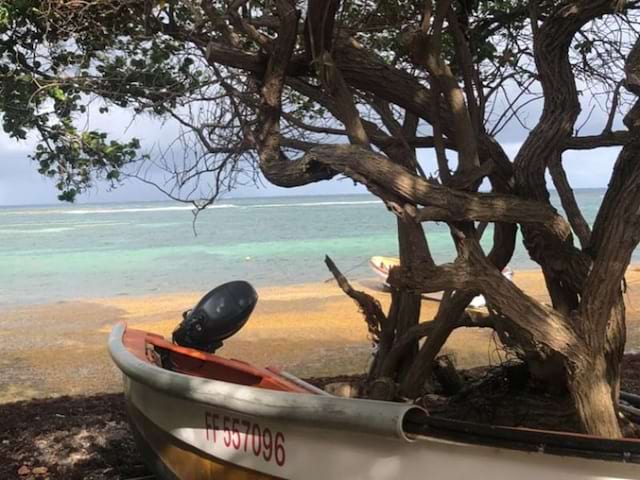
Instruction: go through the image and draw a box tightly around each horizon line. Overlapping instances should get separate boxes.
[0,187,608,209]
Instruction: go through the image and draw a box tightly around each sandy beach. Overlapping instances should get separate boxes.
[2,268,640,404]
[3,268,640,479]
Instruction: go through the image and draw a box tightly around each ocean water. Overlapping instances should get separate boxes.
[0,190,614,305]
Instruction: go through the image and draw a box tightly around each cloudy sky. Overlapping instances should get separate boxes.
[0,98,623,207]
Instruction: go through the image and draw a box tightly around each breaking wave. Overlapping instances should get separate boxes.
[248,200,381,209]
[61,200,380,214]
[63,205,237,215]
[0,226,75,234]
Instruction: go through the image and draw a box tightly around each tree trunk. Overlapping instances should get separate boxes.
[392,219,423,379]
[367,139,429,383]
[369,218,426,387]
[567,295,626,437]
[569,355,621,438]
[604,298,626,404]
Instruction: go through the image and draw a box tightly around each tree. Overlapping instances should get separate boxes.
[2,0,640,437]
[0,1,142,201]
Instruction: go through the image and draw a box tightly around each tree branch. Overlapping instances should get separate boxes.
[325,255,386,344]
[548,156,592,249]
[564,131,630,150]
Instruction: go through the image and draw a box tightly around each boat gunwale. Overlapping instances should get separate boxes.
[108,322,423,441]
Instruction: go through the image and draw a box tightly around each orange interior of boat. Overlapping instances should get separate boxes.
[122,325,311,394]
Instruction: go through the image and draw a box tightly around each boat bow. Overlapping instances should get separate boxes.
[108,322,425,441]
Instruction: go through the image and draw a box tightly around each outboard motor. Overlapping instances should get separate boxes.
[172,281,258,353]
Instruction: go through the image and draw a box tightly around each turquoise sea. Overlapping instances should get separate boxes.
[0,190,615,305]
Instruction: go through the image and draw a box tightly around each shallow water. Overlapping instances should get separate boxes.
[0,190,612,305]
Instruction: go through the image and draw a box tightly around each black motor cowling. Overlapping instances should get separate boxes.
[172,281,258,353]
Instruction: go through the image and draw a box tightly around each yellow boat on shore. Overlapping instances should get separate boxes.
[369,256,401,283]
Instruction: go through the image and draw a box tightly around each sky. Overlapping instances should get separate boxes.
[0,97,624,207]
[0,109,373,206]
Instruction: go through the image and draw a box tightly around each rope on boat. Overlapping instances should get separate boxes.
[278,370,332,396]
[620,403,640,419]
[620,391,640,423]
[323,258,369,283]
[404,413,640,463]
[621,391,640,407]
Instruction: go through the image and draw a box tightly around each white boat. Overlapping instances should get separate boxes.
[369,256,400,283]
[108,282,640,479]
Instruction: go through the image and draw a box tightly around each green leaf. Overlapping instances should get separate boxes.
[50,86,65,102]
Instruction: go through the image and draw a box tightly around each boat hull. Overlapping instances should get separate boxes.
[126,389,276,479]
[123,375,640,480]
[111,324,640,480]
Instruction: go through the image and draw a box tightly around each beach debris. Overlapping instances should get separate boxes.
[368,377,397,401]
[32,466,48,475]
[1,394,152,480]
[324,381,360,398]
[433,355,464,395]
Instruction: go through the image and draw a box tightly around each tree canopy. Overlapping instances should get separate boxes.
[2,0,640,438]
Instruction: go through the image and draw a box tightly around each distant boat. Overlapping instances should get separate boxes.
[369,255,400,282]
[109,281,640,479]
[369,256,514,308]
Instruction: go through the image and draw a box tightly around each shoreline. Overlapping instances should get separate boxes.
[0,266,551,309]
[2,267,640,404]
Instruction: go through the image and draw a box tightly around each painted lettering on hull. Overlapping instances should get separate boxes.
[205,411,286,467]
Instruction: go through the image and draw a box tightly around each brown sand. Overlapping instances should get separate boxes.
[2,268,640,404]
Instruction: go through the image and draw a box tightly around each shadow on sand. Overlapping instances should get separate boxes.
[0,394,151,480]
